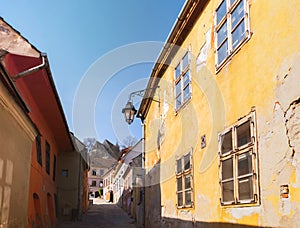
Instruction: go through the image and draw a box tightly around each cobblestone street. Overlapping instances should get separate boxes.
[57,198,136,228]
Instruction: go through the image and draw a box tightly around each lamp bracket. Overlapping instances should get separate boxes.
[128,86,160,103]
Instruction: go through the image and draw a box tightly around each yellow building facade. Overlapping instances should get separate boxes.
[138,0,300,227]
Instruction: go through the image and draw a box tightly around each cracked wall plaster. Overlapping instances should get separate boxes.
[276,52,300,111]
[276,52,300,178]
[285,101,300,187]
[256,52,300,226]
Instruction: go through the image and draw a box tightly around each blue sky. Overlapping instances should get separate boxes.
[1,0,186,145]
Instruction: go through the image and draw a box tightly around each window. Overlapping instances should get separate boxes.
[215,0,250,68]
[54,194,58,217]
[62,169,68,177]
[91,181,96,187]
[176,152,193,208]
[36,136,42,166]
[45,141,50,175]
[53,155,56,181]
[174,51,191,110]
[47,193,55,226]
[100,169,104,176]
[33,193,42,227]
[219,110,259,205]
[92,169,97,176]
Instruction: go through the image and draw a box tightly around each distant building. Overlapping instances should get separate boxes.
[88,140,119,198]
[113,159,128,206]
[102,141,145,227]
[121,140,144,227]
[88,166,104,198]
[103,166,116,202]
[56,134,89,221]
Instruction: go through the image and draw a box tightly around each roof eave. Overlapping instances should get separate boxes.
[137,0,209,120]
[43,55,75,151]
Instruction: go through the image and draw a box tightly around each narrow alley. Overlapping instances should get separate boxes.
[57,198,136,228]
[1,1,300,227]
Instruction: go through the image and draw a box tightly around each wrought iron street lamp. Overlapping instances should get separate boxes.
[122,87,159,125]
[122,100,137,124]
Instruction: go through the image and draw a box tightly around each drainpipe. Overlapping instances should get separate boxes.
[141,120,146,228]
[77,152,82,220]
[12,53,47,81]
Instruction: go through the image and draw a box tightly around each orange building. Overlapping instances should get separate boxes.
[0,19,74,227]
[2,52,74,227]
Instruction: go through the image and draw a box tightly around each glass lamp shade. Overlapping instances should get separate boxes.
[122,101,137,125]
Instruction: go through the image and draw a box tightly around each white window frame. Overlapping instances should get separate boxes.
[176,151,193,208]
[214,0,251,70]
[174,50,192,111]
[218,109,259,206]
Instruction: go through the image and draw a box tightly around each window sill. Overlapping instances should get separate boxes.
[175,97,192,115]
[221,201,260,208]
[176,205,193,209]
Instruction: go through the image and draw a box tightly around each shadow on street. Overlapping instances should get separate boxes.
[57,198,136,228]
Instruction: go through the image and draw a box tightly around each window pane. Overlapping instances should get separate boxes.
[46,142,50,174]
[184,153,191,171]
[177,159,182,173]
[175,64,180,80]
[216,0,227,24]
[183,85,191,102]
[175,80,181,97]
[36,136,42,166]
[221,130,232,154]
[183,70,190,87]
[222,158,233,180]
[177,177,183,191]
[177,192,183,207]
[182,52,189,70]
[185,191,192,205]
[217,21,228,46]
[232,19,245,49]
[217,41,228,65]
[222,181,234,202]
[185,174,191,189]
[238,176,253,200]
[236,120,251,147]
[62,169,68,177]
[100,169,104,176]
[176,94,182,110]
[231,0,244,28]
[53,155,56,181]
[238,152,252,176]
